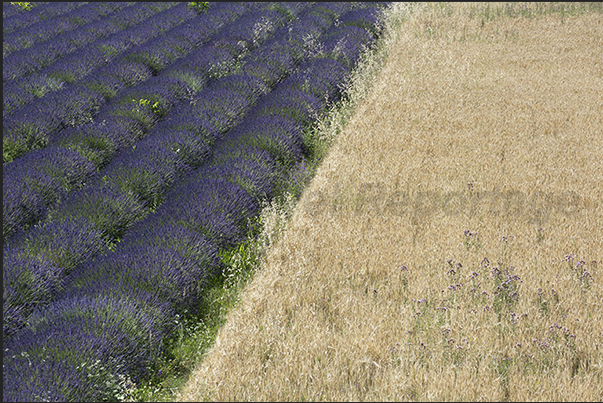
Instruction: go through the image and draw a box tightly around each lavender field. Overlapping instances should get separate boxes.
[2,2,392,401]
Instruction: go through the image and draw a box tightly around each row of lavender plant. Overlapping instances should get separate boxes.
[1,3,261,236]
[2,2,84,35]
[2,4,197,165]
[3,2,135,57]
[2,2,191,129]
[2,1,322,338]
[1,3,295,241]
[7,2,256,107]
[1,2,268,164]
[2,2,180,117]
[3,2,169,83]
[2,3,391,401]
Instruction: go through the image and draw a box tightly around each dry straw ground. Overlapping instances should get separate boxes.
[177,2,602,401]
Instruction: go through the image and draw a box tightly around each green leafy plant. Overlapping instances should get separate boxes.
[10,2,32,11]
[132,98,161,116]
[188,2,209,13]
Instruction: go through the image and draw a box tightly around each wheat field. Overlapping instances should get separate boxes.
[176,3,602,401]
